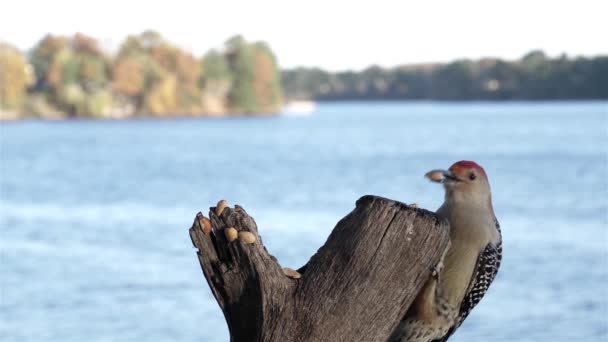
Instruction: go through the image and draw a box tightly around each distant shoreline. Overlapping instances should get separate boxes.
[0,110,281,122]
[3,100,606,122]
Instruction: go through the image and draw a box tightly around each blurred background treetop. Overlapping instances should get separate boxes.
[1,31,606,120]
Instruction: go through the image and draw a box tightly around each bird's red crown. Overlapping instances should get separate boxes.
[449,160,487,179]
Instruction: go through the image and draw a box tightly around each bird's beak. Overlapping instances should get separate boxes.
[425,169,462,184]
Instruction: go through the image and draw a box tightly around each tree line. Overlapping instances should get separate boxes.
[282,51,608,101]
[2,34,607,120]
[0,32,283,118]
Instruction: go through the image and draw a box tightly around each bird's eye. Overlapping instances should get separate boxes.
[469,173,477,180]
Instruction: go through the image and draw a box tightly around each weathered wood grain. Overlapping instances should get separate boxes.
[189,195,450,342]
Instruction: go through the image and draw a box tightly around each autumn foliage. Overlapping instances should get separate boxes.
[1,31,283,118]
[0,43,34,111]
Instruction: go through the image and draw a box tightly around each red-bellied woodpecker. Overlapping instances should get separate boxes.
[389,161,503,342]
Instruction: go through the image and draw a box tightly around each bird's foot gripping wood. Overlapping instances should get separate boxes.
[409,241,451,325]
[189,196,450,342]
[431,263,442,280]
[430,240,450,280]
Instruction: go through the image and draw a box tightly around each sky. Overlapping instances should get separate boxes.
[1,0,606,71]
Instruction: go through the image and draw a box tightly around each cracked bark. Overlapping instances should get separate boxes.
[189,195,450,342]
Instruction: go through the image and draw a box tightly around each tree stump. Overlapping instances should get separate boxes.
[189,195,450,342]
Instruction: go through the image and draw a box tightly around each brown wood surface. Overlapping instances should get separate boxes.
[189,195,450,342]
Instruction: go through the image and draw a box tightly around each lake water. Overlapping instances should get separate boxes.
[1,102,607,341]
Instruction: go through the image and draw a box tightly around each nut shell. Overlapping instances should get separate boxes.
[199,216,212,235]
[238,231,256,244]
[216,200,228,216]
[224,227,238,242]
[425,170,445,182]
[282,267,302,279]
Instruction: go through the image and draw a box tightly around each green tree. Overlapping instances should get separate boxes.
[29,35,68,91]
[200,50,231,86]
[432,60,476,99]
[223,36,283,113]
[225,36,257,113]
[199,50,231,114]
[30,34,111,116]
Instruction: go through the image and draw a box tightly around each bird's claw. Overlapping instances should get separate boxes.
[431,261,444,280]
[431,266,439,279]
